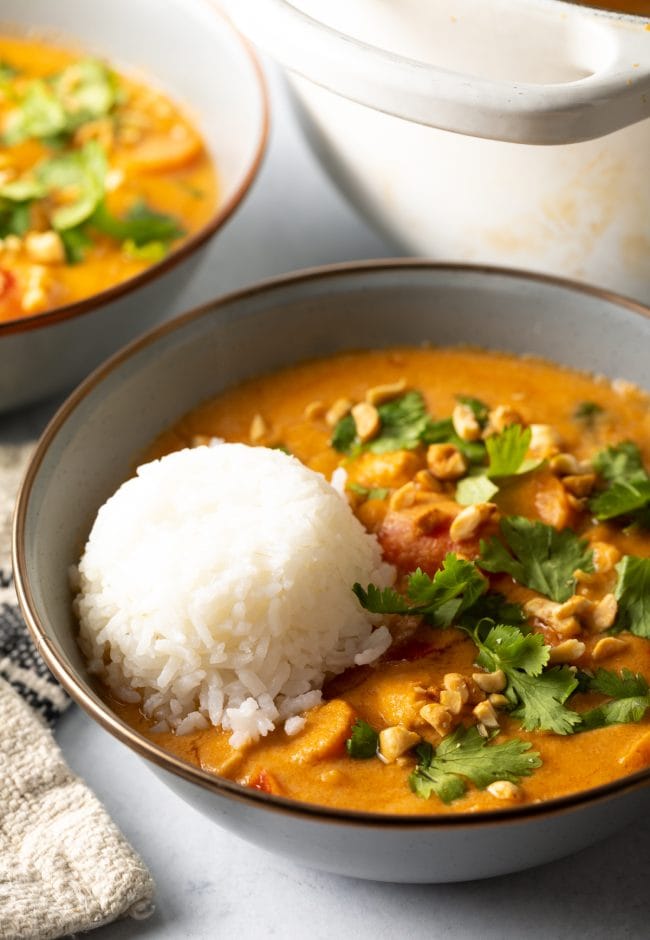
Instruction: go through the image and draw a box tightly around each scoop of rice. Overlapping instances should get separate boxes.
[74,444,394,747]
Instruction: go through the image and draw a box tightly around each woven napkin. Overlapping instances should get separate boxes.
[0,441,155,940]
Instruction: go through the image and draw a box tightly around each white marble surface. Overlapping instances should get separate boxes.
[5,66,650,939]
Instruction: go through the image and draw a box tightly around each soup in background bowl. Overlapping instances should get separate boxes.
[14,262,650,882]
[0,0,267,411]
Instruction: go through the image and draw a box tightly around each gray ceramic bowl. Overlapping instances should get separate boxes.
[0,0,267,412]
[14,262,650,883]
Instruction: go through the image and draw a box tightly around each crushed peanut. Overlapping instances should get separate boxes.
[378,726,421,763]
[548,639,586,664]
[472,700,500,729]
[304,400,326,421]
[389,482,418,512]
[485,404,524,436]
[26,229,65,266]
[452,402,482,441]
[365,378,407,406]
[449,503,496,542]
[325,397,353,427]
[351,402,381,443]
[420,703,453,736]
[426,443,468,481]
[592,637,628,662]
[487,780,522,801]
[528,423,562,458]
[249,413,268,442]
[472,670,506,694]
[588,594,618,632]
[592,542,622,574]
[443,673,470,704]
[439,689,464,715]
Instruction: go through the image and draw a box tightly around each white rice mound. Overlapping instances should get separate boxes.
[74,444,394,747]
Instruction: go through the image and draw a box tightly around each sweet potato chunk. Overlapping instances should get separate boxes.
[288,699,356,764]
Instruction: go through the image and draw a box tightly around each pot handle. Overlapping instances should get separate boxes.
[224,0,650,145]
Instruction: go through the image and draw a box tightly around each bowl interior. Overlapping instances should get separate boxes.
[16,264,650,809]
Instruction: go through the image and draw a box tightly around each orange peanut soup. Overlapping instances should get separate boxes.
[113,347,650,814]
[0,35,217,322]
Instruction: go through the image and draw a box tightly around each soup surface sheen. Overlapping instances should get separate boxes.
[0,35,217,322]
[114,347,650,814]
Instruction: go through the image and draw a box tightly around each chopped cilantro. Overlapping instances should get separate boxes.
[332,391,432,456]
[422,417,486,464]
[38,140,108,230]
[456,474,499,506]
[589,442,650,524]
[91,199,185,247]
[578,668,650,731]
[613,555,650,638]
[353,553,488,627]
[456,424,541,506]
[409,726,541,803]
[459,592,526,628]
[0,60,17,82]
[474,622,581,734]
[346,719,378,759]
[478,516,594,603]
[485,424,540,478]
[573,401,603,427]
[4,59,120,145]
[122,238,168,263]
[347,482,390,501]
[59,225,93,264]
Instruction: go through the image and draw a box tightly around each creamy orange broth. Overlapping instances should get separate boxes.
[0,35,217,322]
[110,347,650,814]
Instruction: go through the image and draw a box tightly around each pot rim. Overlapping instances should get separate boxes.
[0,2,270,338]
[222,0,650,145]
[13,259,650,829]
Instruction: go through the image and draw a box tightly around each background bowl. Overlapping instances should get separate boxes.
[223,0,650,302]
[0,0,267,413]
[14,262,650,883]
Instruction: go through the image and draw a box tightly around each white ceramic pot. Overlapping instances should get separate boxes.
[14,262,650,883]
[0,0,267,412]
[223,0,650,301]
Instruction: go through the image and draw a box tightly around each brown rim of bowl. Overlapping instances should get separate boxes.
[13,260,650,829]
[0,6,269,338]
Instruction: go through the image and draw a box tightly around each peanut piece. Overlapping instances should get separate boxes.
[426,443,468,481]
[351,402,381,443]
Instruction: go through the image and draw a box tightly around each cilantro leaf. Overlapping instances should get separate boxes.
[578,669,650,731]
[478,516,594,603]
[91,199,185,247]
[409,726,541,803]
[353,553,488,627]
[614,555,650,638]
[346,719,378,759]
[589,442,650,523]
[589,667,649,699]
[422,417,486,464]
[456,425,540,506]
[509,669,581,734]
[456,474,499,507]
[476,623,549,677]
[4,81,67,144]
[460,592,526,627]
[347,482,390,501]
[37,140,108,230]
[486,424,541,478]
[330,414,356,453]
[474,622,580,734]
[59,225,93,264]
[580,697,650,731]
[352,582,411,616]
[574,401,603,427]
[4,59,120,144]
